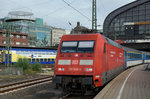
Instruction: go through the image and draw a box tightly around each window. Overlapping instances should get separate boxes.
[146,55,150,59]
[2,34,6,37]
[133,11,138,16]
[16,35,20,38]
[52,59,54,62]
[10,42,14,45]
[127,52,142,60]
[48,59,50,62]
[44,59,47,62]
[61,41,95,53]
[36,59,40,62]
[22,43,26,45]
[139,10,145,15]
[32,59,36,62]
[10,35,14,38]
[22,36,26,39]
[61,41,78,53]
[78,41,94,48]
[16,42,20,45]
[2,41,6,44]
[40,59,43,62]
[78,41,95,53]
[62,41,77,47]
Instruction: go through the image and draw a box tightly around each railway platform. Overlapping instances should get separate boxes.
[94,64,150,99]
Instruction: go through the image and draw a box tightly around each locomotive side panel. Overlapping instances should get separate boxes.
[99,42,125,85]
[93,35,106,87]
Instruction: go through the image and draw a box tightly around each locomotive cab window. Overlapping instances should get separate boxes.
[61,41,95,53]
[77,41,95,53]
[61,41,77,53]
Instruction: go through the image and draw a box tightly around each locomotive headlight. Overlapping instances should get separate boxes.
[85,68,93,72]
[58,68,65,71]
[89,68,93,71]
[95,75,100,78]
[61,68,64,71]
[58,68,62,71]
[86,68,89,71]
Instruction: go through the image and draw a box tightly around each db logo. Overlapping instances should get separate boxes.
[72,60,78,65]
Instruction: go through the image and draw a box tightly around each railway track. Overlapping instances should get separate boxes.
[0,76,52,95]
[60,94,94,99]
[59,92,95,99]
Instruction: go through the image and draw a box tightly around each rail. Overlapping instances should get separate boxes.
[0,76,52,95]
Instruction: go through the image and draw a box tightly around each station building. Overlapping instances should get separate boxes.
[103,0,150,45]
[0,30,28,47]
[0,13,51,47]
[51,27,66,46]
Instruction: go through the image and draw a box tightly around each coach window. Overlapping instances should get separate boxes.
[52,59,54,62]
[44,59,47,62]
[147,55,150,59]
[136,54,139,59]
[128,53,131,59]
[40,59,43,62]
[32,59,35,62]
[48,59,50,62]
[37,59,40,62]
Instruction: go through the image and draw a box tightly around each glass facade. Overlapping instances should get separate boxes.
[35,25,51,47]
[104,0,150,40]
[0,18,51,47]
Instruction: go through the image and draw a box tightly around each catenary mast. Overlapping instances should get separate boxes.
[92,0,97,31]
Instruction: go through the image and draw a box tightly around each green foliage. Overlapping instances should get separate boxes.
[31,63,41,72]
[24,69,36,75]
[15,58,30,70]
[15,58,42,75]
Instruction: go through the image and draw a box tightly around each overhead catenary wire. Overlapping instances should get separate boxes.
[62,0,91,21]
[43,0,75,17]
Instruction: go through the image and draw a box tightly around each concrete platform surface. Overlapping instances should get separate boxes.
[94,64,150,99]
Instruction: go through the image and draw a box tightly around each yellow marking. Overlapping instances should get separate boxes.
[126,51,141,54]
[134,22,150,25]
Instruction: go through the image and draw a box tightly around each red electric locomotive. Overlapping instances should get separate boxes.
[53,33,125,93]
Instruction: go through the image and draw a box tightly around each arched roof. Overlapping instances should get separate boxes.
[103,0,149,33]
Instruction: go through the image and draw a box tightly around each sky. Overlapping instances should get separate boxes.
[0,0,136,30]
